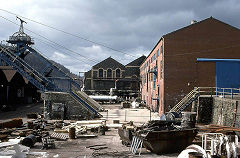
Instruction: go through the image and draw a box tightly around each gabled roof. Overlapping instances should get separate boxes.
[141,16,240,67]
[163,16,239,37]
[92,57,125,70]
[126,55,146,67]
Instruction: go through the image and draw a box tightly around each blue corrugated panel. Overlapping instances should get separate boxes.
[216,62,240,89]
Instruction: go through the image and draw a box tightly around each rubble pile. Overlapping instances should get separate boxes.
[0,112,109,157]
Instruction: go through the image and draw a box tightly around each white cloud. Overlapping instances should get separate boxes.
[52,52,68,60]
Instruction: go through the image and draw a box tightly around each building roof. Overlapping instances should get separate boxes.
[140,17,240,67]
[126,55,146,67]
[125,67,140,78]
[163,16,239,38]
[92,57,125,70]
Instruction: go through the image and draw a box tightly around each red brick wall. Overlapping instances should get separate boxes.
[140,40,165,114]
[141,17,240,115]
[164,18,240,111]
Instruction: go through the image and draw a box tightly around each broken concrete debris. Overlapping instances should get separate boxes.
[62,120,107,136]
[0,113,112,158]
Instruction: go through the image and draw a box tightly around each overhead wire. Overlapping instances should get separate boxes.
[0,15,99,63]
[32,36,93,66]
[2,10,240,61]
[0,8,136,58]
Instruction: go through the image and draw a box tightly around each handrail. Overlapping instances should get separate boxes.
[169,86,240,113]
[0,46,51,84]
[171,89,197,112]
[0,45,62,91]
[195,87,240,98]
[0,48,45,91]
[29,46,82,89]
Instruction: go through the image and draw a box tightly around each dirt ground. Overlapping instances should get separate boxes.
[0,103,179,158]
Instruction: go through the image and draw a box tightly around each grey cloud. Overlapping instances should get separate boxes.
[1,0,240,74]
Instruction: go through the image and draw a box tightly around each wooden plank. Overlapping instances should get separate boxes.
[86,144,107,148]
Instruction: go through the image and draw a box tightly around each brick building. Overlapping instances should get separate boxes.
[140,17,240,115]
[84,56,146,97]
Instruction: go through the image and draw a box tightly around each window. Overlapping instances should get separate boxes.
[98,69,103,78]
[154,54,156,60]
[116,68,121,78]
[153,67,156,89]
[148,71,150,81]
[151,68,153,81]
[107,69,112,78]
[147,96,148,105]
[160,45,163,55]
[157,49,159,57]
[160,61,163,79]
[146,74,147,83]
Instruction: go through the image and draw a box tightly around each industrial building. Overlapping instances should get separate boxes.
[140,17,240,115]
[0,18,103,119]
[0,66,39,108]
[84,56,146,98]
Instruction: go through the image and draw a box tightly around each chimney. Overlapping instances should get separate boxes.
[190,20,197,24]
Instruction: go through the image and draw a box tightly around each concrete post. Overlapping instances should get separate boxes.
[125,110,127,122]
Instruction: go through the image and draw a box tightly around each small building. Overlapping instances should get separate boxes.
[0,66,40,107]
[140,17,240,115]
[84,56,146,98]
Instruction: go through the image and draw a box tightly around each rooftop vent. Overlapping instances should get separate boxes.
[190,20,197,24]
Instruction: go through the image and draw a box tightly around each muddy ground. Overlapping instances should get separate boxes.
[0,103,179,158]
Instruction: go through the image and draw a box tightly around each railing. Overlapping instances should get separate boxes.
[196,87,240,99]
[0,45,55,91]
[0,44,101,117]
[169,87,199,113]
[70,82,101,117]
[49,77,101,116]
[28,46,82,90]
[169,87,240,114]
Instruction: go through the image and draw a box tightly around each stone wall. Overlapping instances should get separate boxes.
[197,96,240,126]
[41,92,95,120]
[212,97,239,126]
